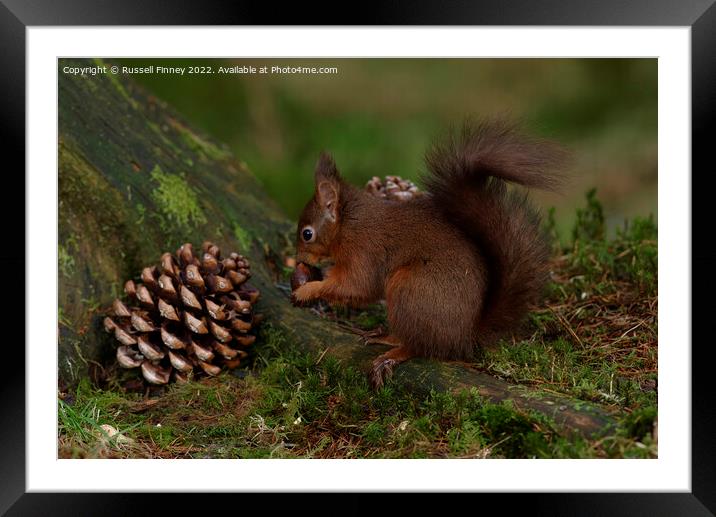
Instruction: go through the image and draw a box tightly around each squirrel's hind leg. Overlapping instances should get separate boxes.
[370,344,415,389]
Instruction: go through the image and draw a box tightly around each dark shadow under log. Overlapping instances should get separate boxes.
[58,58,616,440]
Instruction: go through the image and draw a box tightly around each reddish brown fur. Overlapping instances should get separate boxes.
[293,119,565,376]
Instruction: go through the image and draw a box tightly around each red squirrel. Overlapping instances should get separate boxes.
[291,119,565,388]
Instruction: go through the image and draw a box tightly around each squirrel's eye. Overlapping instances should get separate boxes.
[302,227,315,243]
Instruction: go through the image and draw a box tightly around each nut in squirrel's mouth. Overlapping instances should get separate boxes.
[296,252,334,270]
[290,259,328,293]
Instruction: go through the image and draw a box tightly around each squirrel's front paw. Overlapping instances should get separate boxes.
[291,280,324,306]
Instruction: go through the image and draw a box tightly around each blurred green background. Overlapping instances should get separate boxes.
[118,58,657,240]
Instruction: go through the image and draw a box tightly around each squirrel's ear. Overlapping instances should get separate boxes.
[315,151,340,222]
[316,180,339,222]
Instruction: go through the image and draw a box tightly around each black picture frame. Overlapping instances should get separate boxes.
[2,1,713,514]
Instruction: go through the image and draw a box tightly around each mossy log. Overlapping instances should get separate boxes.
[58,58,615,439]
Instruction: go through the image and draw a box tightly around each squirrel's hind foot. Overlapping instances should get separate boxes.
[369,344,415,389]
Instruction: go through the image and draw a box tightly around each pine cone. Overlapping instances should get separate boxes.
[103,241,261,385]
[365,175,421,201]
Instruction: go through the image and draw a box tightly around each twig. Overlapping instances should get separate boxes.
[551,307,585,349]
[614,321,645,343]
[315,347,330,366]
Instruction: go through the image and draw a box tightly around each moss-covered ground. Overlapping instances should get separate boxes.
[58,192,657,459]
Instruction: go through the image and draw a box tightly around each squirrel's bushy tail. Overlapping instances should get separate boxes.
[422,119,566,346]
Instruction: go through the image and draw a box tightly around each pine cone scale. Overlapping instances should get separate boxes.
[137,335,165,361]
[141,361,170,385]
[158,298,180,321]
[160,323,187,350]
[114,325,137,346]
[117,345,143,368]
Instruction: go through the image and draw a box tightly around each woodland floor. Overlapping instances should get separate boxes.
[58,191,658,459]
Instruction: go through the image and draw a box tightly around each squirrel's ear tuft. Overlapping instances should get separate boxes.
[314,152,340,222]
[315,151,340,184]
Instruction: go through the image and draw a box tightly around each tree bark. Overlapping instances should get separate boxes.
[58,58,615,439]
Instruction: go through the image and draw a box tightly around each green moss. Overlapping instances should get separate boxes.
[135,203,146,225]
[567,190,657,294]
[174,120,232,162]
[146,121,185,157]
[146,424,177,449]
[614,215,658,290]
[573,188,605,242]
[621,406,657,440]
[58,244,76,278]
[150,165,207,232]
[233,223,253,252]
[58,307,72,328]
[58,141,145,356]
